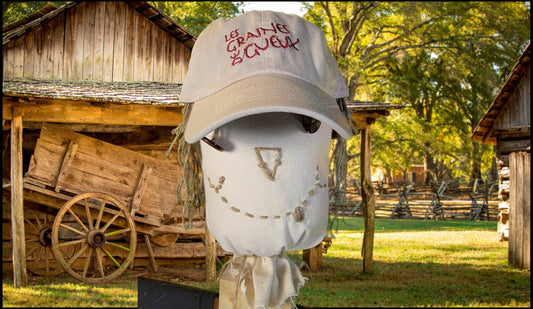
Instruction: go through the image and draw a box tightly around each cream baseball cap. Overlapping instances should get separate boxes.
[180,10,352,143]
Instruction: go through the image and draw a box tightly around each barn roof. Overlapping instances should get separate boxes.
[3,77,404,112]
[3,77,181,105]
[2,1,196,48]
[472,42,531,144]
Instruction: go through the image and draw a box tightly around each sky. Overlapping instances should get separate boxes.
[241,1,307,16]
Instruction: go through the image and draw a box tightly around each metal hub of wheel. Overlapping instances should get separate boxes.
[87,230,106,248]
[38,228,53,247]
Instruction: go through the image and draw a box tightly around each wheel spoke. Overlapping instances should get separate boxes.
[24,217,39,234]
[105,241,131,252]
[35,246,44,263]
[67,243,88,267]
[100,211,122,233]
[105,228,131,238]
[67,208,89,232]
[101,247,122,268]
[32,210,43,230]
[44,213,48,227]
[83,248,93,278]
[25,243,40,257]
[45,247,50,277]
[84,198,94,230]
[95,249,105,277]
[95,199,107,229]
[59,238,87,248]
[59,223,87,237]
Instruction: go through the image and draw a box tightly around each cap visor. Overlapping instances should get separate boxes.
[184,75,353,143]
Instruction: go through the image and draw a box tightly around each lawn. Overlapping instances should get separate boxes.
[3,218,530,307]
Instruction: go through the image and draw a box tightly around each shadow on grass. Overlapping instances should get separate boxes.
[297,256,530,308]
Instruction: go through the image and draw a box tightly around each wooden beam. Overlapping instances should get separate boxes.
[3,97,183,126]
[10,106,28,287]
[360,126,375,274]
[205,225,217,282]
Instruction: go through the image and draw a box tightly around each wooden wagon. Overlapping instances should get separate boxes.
[11,123,207,283]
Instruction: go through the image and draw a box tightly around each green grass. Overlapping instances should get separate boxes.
[2,218,530,307]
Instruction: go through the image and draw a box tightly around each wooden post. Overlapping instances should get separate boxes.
[10,107,28,287]
[205,225,216,282]
[302,242,323,272]
[360,126,375,274]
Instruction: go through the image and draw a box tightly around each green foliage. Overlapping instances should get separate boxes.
[148,1,244,36]
[2,1,67,26]
[307,2,530,184]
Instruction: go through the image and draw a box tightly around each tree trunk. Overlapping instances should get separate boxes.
[470,141,482,183]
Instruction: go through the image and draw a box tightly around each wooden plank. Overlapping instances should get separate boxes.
[170,40,180,83]
[123,5,135,81]
[63,4,76,80]
[10,107,28,287]
[42,16,56,79]
[12,37,24,78]
[23,29,35,77]
[133,10,145,82]
[3,43,14,77]
[38,124,181,181]
[33,25,44,79]
[152,25,163,81]
[112,1,126,81]
[93,1,105,81]
[52,11,65,79]
[54,140,79,192]
[71,2,86,80]
[144,21,154,81]
[131,164,152,216]
[163,34,172,82]
[28,124,187,220]
[2,97,183,127]
[82,1,95,80]
[102,1,116,82]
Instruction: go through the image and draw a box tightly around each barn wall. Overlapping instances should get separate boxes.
[2,1,190,83]
[508,151,530,270]
[494,69,531,130]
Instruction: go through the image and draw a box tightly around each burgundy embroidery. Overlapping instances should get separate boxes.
[225,22,300,66]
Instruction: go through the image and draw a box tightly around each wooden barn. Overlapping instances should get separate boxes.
[2,1,226,286]
[472,42,530,270]
[3,1,403,287]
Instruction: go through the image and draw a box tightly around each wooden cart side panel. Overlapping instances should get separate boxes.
[37,123,182,182]
[26,123,185,220]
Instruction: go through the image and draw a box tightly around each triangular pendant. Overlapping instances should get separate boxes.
[254,147,282,181]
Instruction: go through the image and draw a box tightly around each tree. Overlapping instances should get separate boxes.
[2,1,67,26]
[304,1,530,186]
[148,1,244,36]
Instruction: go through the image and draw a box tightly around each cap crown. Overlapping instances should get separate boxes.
[180,10,348,102]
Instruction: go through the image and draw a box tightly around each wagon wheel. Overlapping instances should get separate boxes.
[24,209,64,276]
[51,192,137,283]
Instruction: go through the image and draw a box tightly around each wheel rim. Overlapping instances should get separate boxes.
[51,192,137,283]
[24,209,64,276]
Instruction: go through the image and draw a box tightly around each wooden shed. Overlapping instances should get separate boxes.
[472,42,530,270]
[2,1,225,287]
[3,1,403,286]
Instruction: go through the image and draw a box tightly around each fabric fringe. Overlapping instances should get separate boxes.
[167,103,205,229]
